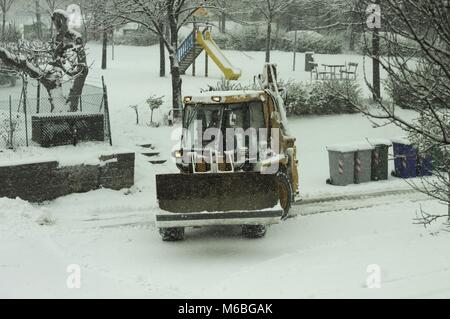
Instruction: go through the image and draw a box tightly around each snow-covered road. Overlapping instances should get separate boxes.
[1,193,449,298]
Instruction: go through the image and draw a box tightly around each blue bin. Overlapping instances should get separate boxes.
[417,155,433,176]
[393,142,418,178]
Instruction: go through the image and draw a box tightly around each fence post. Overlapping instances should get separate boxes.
[102,76,113,146]
[23,77,29,147]
[36,82,40,113]
[9,95,13,149]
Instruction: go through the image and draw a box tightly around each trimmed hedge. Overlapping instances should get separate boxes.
[284,80,361,116]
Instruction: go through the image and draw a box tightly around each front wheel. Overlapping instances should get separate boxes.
[159,227,185,241]
[277,171,293,219]
[242,225,267,239]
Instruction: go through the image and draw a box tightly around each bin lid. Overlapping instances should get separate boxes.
[366,138,392,146]
[327,142,375,153]
[391,136,411,145]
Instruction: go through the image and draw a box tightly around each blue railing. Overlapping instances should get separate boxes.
[177,30,196,62]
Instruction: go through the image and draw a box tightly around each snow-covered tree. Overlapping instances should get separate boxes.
[242,0,297,62]
[94,0,207,114]
[338,0,450,224]
[0,9,88,112]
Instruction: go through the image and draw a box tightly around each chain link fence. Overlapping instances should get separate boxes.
[0,80,112,149]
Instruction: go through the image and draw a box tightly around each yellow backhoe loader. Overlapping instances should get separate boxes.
[155,64,299,241]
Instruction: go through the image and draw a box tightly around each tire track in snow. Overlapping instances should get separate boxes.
[292,189,432,216]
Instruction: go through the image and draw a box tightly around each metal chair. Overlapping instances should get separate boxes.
[340,62,358,80]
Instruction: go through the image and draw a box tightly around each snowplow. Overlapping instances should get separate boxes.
[156,64,299,241]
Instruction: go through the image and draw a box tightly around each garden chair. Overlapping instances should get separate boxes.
[340,62,358,80]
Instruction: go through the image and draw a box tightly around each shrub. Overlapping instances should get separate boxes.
[202,78,256,92]
[284,80,361,116]
[114,31,160,46]
[280,31,343,54]
[229,27,267,51]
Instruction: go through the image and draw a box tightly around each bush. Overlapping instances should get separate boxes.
[229,27,268,51]
[280,31,343,54]
[202,78,256,92]
[284,80,361,116]
[114,31,160,46]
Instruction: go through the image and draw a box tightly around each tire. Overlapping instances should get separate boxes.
[159,227,185,241]
[277,171,293,219]
[242,225,267,239]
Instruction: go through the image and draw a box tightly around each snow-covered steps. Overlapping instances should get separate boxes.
[137,143,167,165]
[149,160,167,165]
[142,152,160,157]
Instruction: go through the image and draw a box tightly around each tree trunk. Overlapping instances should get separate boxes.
[168,18,182,115]
[372,26,381,100]
[159,22,166,77]
[265,19,272,63]
[1,13,5,38]
[349,28,356,52]
[102,31,107,69]
[448,171,450,222]
[220,12,226,33]
[35,0,42,39]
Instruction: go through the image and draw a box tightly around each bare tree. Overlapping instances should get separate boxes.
[0,0,15,38]
[337,0,450,224]
[243,0,296,62]
[96,0,206,113]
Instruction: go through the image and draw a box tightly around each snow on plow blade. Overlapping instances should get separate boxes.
[155,173,283,227]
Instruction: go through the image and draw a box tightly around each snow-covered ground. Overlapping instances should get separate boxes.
[1,43,449,298]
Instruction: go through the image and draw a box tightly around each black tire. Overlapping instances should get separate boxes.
[159,227,185,241]
[242,225,267,239]
[277,171,293,219]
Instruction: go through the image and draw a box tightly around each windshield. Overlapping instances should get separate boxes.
[182,102,265,152]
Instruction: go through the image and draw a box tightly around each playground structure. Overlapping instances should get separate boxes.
[177,25,241,80]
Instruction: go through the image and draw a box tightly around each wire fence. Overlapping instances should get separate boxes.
[0,80,112,149]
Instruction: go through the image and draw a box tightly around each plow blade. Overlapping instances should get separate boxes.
[156,173,280,213]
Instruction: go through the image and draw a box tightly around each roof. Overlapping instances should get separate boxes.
[184,90,265,104]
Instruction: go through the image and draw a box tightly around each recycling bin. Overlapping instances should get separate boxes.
[417,154,433,177]
[327,148,355,186]
[305,52,315,72]
[354,147,374,184]
[327,143,374,186]
[392,139,418,178]
[368,139,391,181]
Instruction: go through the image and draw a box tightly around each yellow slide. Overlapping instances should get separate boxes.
[196,30,241,80]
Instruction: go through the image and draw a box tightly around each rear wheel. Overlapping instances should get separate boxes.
[242,225,267,238]
[277,171,293,219]
[159,227,185,241]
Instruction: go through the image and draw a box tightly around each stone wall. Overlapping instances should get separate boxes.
[0,153,134,202]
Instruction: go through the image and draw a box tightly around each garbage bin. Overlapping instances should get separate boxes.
[327,147,355,186]
[305,52,315,72]
[392,138,418,178]
[354,146,375,184]
[368,139,391,181]
[327,143,374,186]
[417,154,433,177]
